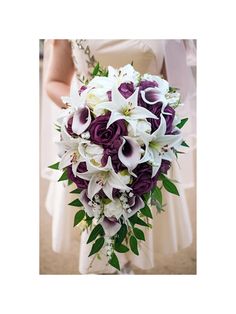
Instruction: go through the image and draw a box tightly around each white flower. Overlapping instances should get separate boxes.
[140,115,182,177]
[56,126,84,176]
[58,86,92,136]
[127,120,152,145]
[108,64,140,86]
[94,86,158,134]
[78,139,104,166]
[104,198,123,219]
[76,156,131,200]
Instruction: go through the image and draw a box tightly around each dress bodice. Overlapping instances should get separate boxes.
[70,39,165,79]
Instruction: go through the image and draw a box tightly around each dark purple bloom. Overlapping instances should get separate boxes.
[130,160,171,195]
[138,80,159,108]
[147,103,175,134]
[67,162,88,189]
[130,163,158,195]
[88,113,127,148]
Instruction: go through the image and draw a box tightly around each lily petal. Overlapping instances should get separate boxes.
[131,106,158,120]
[87,175,102,200]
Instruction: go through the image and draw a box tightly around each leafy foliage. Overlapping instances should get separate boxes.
[87,224,105,244]
[88,237,105,257]
[73,210,85,227]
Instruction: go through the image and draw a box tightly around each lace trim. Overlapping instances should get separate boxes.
[69,39,98,80]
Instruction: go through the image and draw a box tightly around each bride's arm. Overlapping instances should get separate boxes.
[45,40,75,108]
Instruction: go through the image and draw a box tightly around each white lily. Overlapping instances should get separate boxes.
[108,64,140,86]
[140,116,182,177]
[76,156,132,200]
[56,127,85,176]
[94,86,158,133]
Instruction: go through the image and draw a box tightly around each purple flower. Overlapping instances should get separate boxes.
[148,103,175,134]
[130,163,158,195]
[107,82,135,101]
[67,162,88,189]
[88,113,127,148]
[138,80,159,108]
[130,160,171,195]
[118,82,135,99]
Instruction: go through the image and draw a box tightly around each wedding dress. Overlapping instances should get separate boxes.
[41,39,196,274]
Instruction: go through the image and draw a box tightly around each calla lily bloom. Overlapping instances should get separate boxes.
[118,136,142,174]
[101,217,121,237]
[58,85,92,136]
[140,87,168,107]
[76,156,132,200]
[94,87,158,133]
[140,116,182,177]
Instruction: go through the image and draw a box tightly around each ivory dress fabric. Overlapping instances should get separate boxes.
[41,39,195,274]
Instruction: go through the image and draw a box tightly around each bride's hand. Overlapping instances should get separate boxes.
[45,40,75,109]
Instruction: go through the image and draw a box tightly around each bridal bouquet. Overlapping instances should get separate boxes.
[49,63,189,271]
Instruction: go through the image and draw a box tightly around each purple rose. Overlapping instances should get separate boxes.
[67,162,88,189]
[147,103,175,134]
[88,113,128,148]
[130,163,158,195]
[130,160,171,195]
[101,145,125,173]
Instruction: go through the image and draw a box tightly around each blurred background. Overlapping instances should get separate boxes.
[39,39,196,274]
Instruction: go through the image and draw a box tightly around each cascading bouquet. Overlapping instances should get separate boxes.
[49,63,189,271]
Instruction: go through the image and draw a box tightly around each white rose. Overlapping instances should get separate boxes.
[78,140,104,165]
[127,120,151,145]
[104,198,123,219]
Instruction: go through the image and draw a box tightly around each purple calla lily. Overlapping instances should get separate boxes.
[118,136,141,174]
[100,216,121,237]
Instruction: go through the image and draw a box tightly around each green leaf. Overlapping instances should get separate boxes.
[133,227,145,241]
[129,236,139,255]
[181,141,190,148]
[152,186,162,206]
[88,237,105,257]
[143,192,151,203]
[87,224,104,244]
[85,214,93,226]
[48,162,60,170]
[114,243,129,253]
[108,252,120,271]
[129,213,149,227]
[92,63,100,76]
[176,118,188,129]
[68,179,73,186]
[73,210,85,227]
[140,204,153,218]
[115,224,128,245]
[70,188,81,194]
[68,198,83,207]
[160,175,179,196]
[58,169,68,182]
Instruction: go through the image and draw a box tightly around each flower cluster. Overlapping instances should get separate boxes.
[50,64,188,271]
